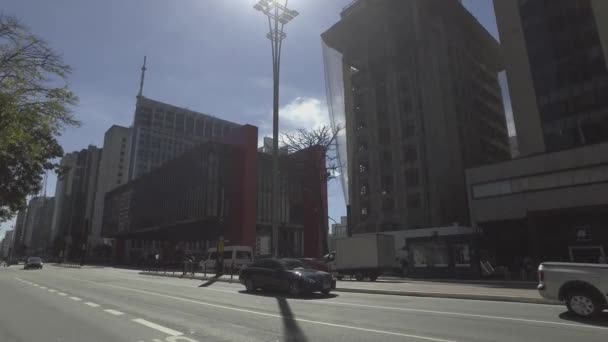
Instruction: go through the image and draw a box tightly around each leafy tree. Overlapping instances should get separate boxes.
[281,125,342,255]
[0,15,79,222]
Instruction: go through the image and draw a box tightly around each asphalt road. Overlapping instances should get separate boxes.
[0,266,606,342]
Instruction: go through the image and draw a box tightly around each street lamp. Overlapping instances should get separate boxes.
[253,0,298,257]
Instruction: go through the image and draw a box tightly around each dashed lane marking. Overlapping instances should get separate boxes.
[58,292,67,296]
[85,302,100,307]
[48,289,56,293]
[132,318,183,336]
[40,286,47,289]
[104,309,124,316]
[69,296,82,301]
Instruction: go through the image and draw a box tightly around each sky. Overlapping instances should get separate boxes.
[0,0,505,238]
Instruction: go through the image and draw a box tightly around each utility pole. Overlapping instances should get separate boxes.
[253,0,299,257]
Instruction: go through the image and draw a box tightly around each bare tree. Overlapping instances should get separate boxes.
[281,125,342,255]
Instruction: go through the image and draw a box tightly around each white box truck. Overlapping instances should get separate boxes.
[327,234,396,281]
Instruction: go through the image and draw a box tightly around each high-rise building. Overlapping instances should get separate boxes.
[12,209,27,254]
[322,0,510,234]
[128,96,241,180]
[495,0,608,155]
[90,125,130,246]
[22,196,55,255]
[465,1,608,266]
[50,146,102,258]
[1,230,14,259]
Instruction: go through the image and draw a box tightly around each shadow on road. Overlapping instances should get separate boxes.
[276,296,308,342]
[198,276,221,287]
[559,311,608,328]
[238,290,338,301]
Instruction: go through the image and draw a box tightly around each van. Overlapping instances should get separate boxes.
[199,246,253,272]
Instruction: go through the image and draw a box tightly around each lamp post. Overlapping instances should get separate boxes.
[253,0,298,257]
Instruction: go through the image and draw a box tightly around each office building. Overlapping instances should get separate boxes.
[103,125,328,262]
[495,0,608,155]
[322,0,510,234]
[11,209,27,256]
[90,125,130,247]
[22,196,55,255]
[1,230,14,259]
[50,145,102,259]
[128,96,241,180]
[466,1,608,267]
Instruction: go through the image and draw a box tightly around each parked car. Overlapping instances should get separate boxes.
[538,262,608,317]
[239,258,334,296]
[24,257,43,270]
[199,246,253,272]
[297,258,329,272]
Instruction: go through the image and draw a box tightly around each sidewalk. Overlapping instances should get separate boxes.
[138,270,557,305]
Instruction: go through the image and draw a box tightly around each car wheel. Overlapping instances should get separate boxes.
[369,275,378,282]
[354,272,364,281]
[288,281,301,296]
[245,278,256,292]
[321,289,331,295]
[566,291,602,317]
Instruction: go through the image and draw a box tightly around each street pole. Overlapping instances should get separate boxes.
[253,0,298,257]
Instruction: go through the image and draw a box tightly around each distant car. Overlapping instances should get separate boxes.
[239,258,334,296]
[24,257,43,270]
[298,258,329,272]
[200,246,253,272]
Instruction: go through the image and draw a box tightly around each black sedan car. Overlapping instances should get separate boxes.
[24,257,43,270]
[239,258,334,296]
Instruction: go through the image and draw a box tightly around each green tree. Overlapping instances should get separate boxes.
[0,15,79,222]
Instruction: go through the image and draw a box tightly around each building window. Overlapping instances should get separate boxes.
[381,175,393,195]
[404,145,418,162]
[359,163,368,173]
[403,121,415,138]
[407,193,421,208]
[360,184,367,196]
[405,168,420,187]
[361,207,368,217]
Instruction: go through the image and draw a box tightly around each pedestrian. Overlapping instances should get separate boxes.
[155,252,160,272]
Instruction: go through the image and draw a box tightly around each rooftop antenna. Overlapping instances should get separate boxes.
[138,56,147,97]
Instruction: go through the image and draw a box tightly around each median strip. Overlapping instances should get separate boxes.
[132,318,183,336]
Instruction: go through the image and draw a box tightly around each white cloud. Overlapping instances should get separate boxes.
[257,96,330,147]
[280,97,329,131]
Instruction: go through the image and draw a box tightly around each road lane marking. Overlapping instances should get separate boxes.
[58,292,67,296]
[132,318,183,336]
[301,299,608,331]
[40,286,47,289]
[48,289,56,293]
[69,296,82,301]
[32,284,40,287]
[85,302,100,307]
[104,309,124,316]
[75,281,456,342]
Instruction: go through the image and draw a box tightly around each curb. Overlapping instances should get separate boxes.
[332,288,560,305]
[52,263,82,269]
[139,271,559,305]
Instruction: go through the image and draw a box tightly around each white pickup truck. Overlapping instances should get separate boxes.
[538,262,608,317]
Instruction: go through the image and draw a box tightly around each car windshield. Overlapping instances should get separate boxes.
[27,257,41,263]
[279,259,305,270]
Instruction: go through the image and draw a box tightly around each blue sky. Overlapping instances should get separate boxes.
[0,0,502,237]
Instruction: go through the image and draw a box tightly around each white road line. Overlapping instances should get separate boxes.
[85,302,100,307]
[32,284,40,287]
[58,292,67,296]
[40,286,47,289]
[305,300,608,330]
[104,309,124,316]
[132,318,183,336]
[69,296,82,301]
[48,289,56,293]
[80,282,456,342]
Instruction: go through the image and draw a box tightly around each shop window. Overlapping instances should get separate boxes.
[453,244,471,267]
